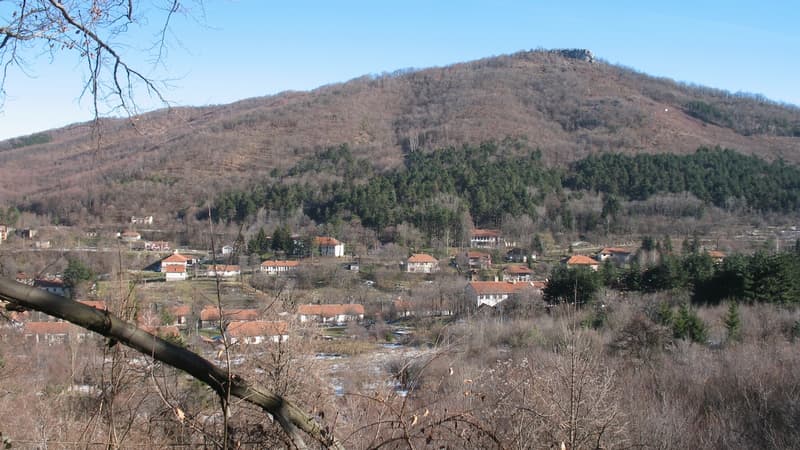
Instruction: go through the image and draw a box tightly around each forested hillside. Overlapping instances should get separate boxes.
[204,144,800,246]
[1,49,799,222]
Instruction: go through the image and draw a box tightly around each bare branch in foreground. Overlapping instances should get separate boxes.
[0,276,344,450]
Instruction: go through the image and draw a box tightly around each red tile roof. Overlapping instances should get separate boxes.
[78,300,108,310]
[227,320,288,338]
[600,247,632,254]
[471,229,501,238]
[504,265,533,275]
[566,255,598,266]
[707,250,726,259]
[261,260,300,268]
[297,303,365,317]
[162,253,189,263]
[34,278,65,288]
[23,321,82,335]
[141,325,181,337]
[170,305,191,317]
[315,236,341,246]
[408,253,438,263]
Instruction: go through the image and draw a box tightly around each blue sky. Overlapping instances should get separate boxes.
[1,0,798,140]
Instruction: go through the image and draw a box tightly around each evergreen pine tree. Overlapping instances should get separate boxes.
[723,301,742,342]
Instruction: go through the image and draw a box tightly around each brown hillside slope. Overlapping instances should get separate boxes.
[1,49,798,217]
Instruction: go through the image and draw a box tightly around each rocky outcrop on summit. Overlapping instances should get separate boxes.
[549,48,594,63]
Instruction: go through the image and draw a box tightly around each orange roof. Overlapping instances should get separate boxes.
[141,325,181,337]
[707,250,726,259]
[468,281,540,295]
[78,300,107,310]
[504,265,533,275]
[261,260,300,268]
[164,265,186,273]
[467,251,490,259]
[121,230,141,237]
[170,305,191,316]
[199,307,259,322]
[34,278,65,287]
[315,236,342,246]
[23,321,83,335]
[297,303,365,317]
[162,253,189,263]
[600,247,631,254]
[227,320,288,338]
[471,229,500,238]
[566,255,598,266]
[408,253,438,263]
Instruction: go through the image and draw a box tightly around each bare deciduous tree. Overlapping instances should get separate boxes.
[1,0,188,117]
[0,278,343,449]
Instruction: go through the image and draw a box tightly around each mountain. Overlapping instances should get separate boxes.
[1,49,799,221]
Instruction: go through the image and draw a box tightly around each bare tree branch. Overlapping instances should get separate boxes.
[0,277,345,450]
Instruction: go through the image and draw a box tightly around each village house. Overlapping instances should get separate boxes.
[198,306,260,329]
[707,250,726,264]
[34,240,51,249]
[565,254,600,271]
[466,281,545,308]
[144,241,171,251]
[297,303,365,324]
[78,300,107,310]
[226,320,289,344]
[260,260,300,275]
[34,277,70,298]
[17,228,36,239]
[22,321,89,345]
[393,298,415,318]
[15,272,33,285]
[168,305,192,327]
[315,237,345,257]
[141,325,181,339]
[503,265,534,282]
[221,245,235,256]
[164,265,187,281]
[204,265,241,278]
[465,251,492,270]
[470,229,502,248]
[505,247,534,263]
[119,230,141,242]
[406,253,439,273]
[0,225,7,243]
[597,247,633,266]
[130,215,154,225]
[160,251,189,280]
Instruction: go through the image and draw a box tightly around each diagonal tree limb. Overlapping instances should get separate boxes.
[0,276,344,450]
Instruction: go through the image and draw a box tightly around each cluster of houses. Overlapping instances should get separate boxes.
[6,295,368,346]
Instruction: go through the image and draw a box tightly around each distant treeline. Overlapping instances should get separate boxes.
[546,243,800,307]
[207,144,800,233]
[207,142,562,240]
[565,147,800,212]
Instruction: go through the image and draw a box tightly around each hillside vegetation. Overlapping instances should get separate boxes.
[1,49,799,222]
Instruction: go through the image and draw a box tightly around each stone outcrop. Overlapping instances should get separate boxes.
[549,48,594,63]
